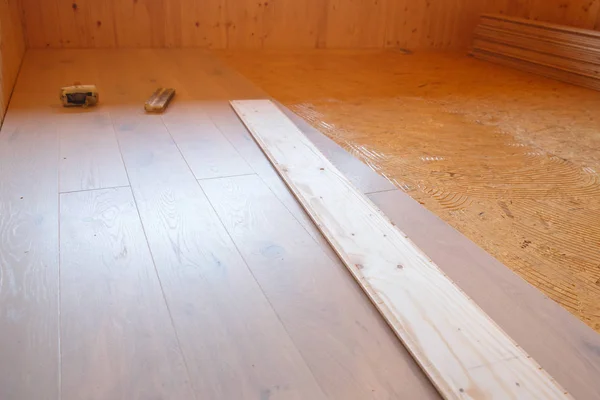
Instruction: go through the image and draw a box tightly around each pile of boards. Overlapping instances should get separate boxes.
[471,14,600,91]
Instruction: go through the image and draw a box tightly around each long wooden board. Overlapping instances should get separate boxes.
[471,49,600,91]
[231,99,573,400]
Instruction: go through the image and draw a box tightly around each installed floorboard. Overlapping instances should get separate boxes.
[59,112,129,193]
[201,174,439,399]
[203,102,341,262]
[0,117,59,400]
[113,114,326,399]
[191,50,395,194]
[162,106,254,180]
[60,187,193,400]
[232,99,571,399]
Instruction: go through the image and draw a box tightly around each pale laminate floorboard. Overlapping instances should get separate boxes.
[162,107,253,180]
[113,113,327,400]
[59,112,129,192]
[201,174,439,399]
[60,187,194,400]
[0,117,60,400]
[202,102,341,262]
[0,50,71,400]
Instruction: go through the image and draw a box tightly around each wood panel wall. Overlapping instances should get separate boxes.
[0,0,26,124]
[15,1,600,50]
[16,0,490,50]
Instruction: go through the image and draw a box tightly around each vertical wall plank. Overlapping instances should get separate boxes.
[0,0,26,122]
[18,1,600,49]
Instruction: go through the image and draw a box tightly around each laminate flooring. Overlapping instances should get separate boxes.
[0,49,437,400]
[0,49,599,399]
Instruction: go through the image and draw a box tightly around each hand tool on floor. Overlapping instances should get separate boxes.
[145,88,176,112]
[60,84,99,107]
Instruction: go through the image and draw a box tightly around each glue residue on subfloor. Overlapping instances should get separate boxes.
[218,49,600,332]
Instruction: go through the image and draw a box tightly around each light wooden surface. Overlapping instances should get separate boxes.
[232,99,573,399]
[162,109,254,180]
[200,174,438,399]
[114,112,327,399]
[0,115,60,400]
[367,188,600,400]
[0,0,26,123]
[60,187,194,400]
[1,48,599,399]
[59,112,129,192]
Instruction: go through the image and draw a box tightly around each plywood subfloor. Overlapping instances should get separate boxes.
[218,49,600,333]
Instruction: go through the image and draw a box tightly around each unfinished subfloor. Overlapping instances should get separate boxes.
[218,49,600,332]
[1,49,600,399]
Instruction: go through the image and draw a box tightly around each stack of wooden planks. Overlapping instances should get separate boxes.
[471,14,600,91]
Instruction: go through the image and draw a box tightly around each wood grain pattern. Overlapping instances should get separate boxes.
[201,174,439,399]
[15,0,557,50]
[201,102,344,262]
[59,112,129,192]
[232,99,573,400]
[113,114,327,400]
[60,187,194,400]
[0,117,59,400]
[162,107,254,180]
[368,188,600,400]
[0,0,26,123]
[3,47,600,399]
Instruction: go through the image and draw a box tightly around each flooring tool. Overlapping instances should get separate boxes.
[145,88,176,112]
[60,84,99,107]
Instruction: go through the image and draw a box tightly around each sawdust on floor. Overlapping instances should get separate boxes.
[217,49,600,332]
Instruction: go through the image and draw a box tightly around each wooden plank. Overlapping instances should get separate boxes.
[473,13,600,91]
[472,38,600,77]
[474,26,600,65]
[200,174,440,399]
[368,189,600,400]
[481,13,600,39]
[479,15,600,49]
[0,116,59,400]
[113,113,327,399]
[59,187,194,399]
[59,112,130,193]
[471,49,600,91]
[201,102,342,263]
[231,99,573,400]
[161,106,254,180]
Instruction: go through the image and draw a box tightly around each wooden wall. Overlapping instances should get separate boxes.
[486,0,600,30]
[0,0,26,124]
[16,0,491,50]
[15,1,600,50]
